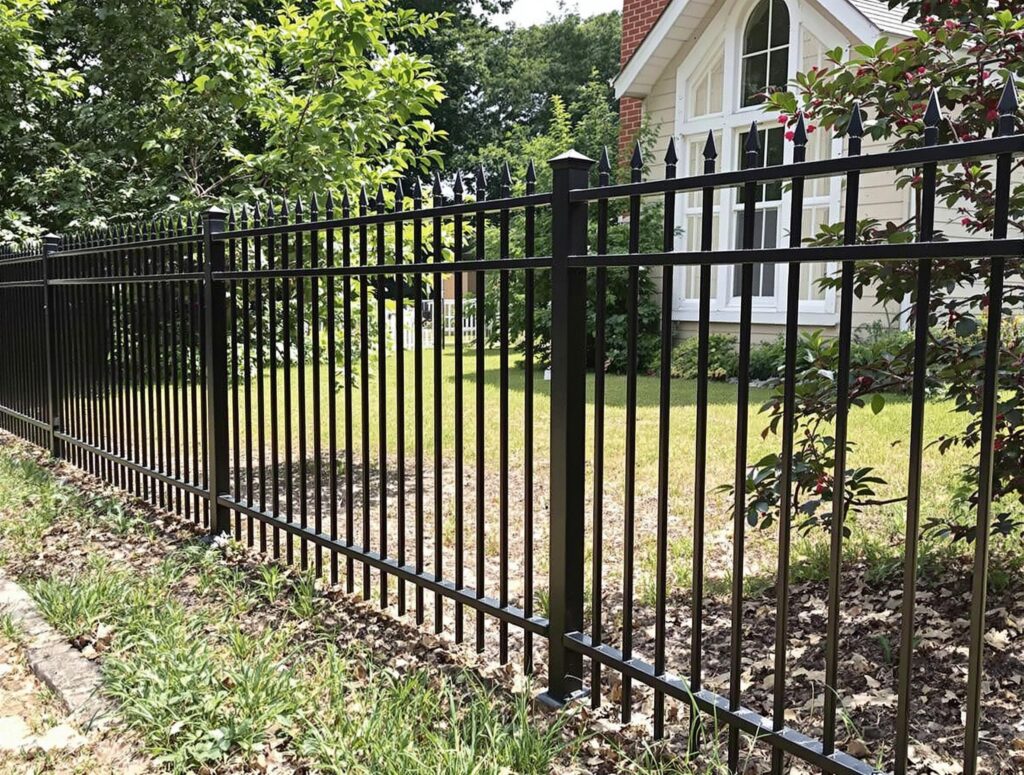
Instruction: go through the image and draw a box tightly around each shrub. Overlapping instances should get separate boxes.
[851,321,913,367]
[749,336,786,381]
[671,333,738,380]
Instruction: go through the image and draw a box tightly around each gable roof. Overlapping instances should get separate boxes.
[614,0,914,100]
[849,0,916,36]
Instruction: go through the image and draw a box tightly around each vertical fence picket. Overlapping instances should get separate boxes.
[727,124,761,773]
[823,103,864,756]
[770,113,807,775]
[894,90,942,775]
[653,138,677,740]
[621,142,643,724]
[590,150,609,704]
[963,79,1019,775]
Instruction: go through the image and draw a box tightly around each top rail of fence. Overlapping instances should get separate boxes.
[572,133,1024,201]
[217,191,552,241]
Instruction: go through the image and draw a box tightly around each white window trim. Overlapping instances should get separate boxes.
[671,0,844,327]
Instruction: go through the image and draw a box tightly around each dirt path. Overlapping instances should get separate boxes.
[0,629,149,775]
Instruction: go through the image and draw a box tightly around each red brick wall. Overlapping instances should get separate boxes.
[619,0,671,160]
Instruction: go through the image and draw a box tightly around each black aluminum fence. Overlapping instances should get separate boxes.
[1,83,1022,775]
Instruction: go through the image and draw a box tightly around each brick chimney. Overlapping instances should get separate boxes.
[619,0,671,161]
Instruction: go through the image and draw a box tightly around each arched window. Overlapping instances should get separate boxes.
[741,0,789,107]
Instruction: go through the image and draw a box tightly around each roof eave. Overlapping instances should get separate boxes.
[613,0,908,102]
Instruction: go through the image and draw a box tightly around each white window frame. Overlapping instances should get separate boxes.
[671,0,843,326]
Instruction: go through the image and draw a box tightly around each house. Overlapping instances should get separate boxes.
[613,0,969,340]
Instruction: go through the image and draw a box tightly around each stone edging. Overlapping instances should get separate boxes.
[0,574,117,731]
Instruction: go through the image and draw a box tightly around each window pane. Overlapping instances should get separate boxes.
[709,64,724,113]
[744,0,770,54]
[769,48,789,93]
[735,210,766,249]
[765,127,784,200]
[741,54,767,106]
[770,0,790,47]
[760,263,775,297]
[763,209,778,249]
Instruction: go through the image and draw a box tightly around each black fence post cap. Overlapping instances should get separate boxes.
[202,206,228,221]
[548,149,595,170]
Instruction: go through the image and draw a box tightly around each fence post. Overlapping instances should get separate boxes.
[201,207,232,537]
[41,233,61,458]
[541,149,593,707]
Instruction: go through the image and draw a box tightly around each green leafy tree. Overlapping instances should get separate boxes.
[406,5,622,171]
[478,91,664,373]
[2,0,448,236]
[0,0,82,241]
[741,0,1024,541]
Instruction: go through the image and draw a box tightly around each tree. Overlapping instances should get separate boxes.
[1,0,448,238]
[0,0,82,242]
[741,0,1024,541]
[478,90,665,373]
[400,4,622,171]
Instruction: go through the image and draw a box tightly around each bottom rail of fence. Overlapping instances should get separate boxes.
[564,632,876,775]
[219,495,550,637]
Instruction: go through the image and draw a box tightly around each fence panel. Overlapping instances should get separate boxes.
[0,81,1021,775]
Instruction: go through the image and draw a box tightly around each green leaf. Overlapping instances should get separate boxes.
[955,317,979,338]
[871,394,885,415]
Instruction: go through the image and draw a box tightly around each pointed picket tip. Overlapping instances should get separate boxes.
[847,102,865,138]
[453,171,465,195]
[745,122,761,153]
[265,199,275,221]
[432,171,443,196]
[358,185,369,207]
[394,178,405,202]
[664,136,678,166]
[702,130,718,160]
[630,140,644,170]
[325,190,335,211]
[924,89,943,127]
[502,161,513,187]
[998,77,1019,114]
[280,198,290,219]
[475,165,487,196]
[411,177,422,200]
[375,184,386,209]
[526,159,537,183]
[792,112,809,146]
[294,196,304,218]
[310,191,319,215]
[341,189,351,211]
[598,146,611,174]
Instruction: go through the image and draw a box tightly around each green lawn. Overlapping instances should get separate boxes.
[228,348,975,538]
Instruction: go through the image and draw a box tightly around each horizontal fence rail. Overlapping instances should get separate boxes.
[1,82,1022,775]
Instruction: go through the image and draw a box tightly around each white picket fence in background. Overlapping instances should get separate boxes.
[385,298,482,350]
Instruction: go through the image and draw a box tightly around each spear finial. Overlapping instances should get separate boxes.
[997,78,1019,137]
[703,130,718,161]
